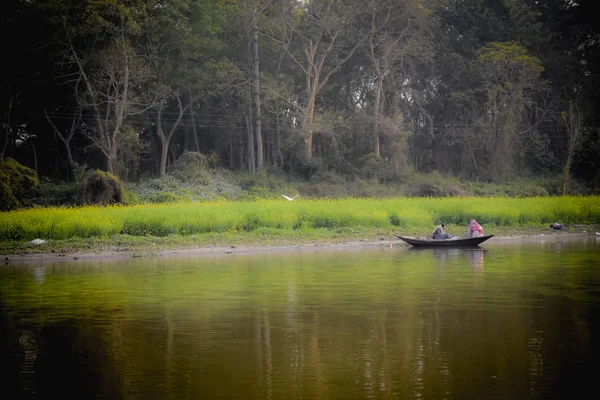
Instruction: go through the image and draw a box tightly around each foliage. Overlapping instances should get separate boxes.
[130,169,241,203]
[357,154,397,182]
[295,157,326,180]
[476,42,544,74]
[167,151,209,183]
[1,196,598,241]
[400,172,466,197]
[33,182,81,207]
[2,0,600,193]
[82,170,124,205]
[0,158,40,211]
[122,188,141,205]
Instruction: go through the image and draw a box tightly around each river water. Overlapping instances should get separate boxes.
[1,237,599,399]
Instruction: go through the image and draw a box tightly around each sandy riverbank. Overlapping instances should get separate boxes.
[2,231,597,265]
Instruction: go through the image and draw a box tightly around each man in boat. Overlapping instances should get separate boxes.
[432,223,452,239]
[468,219,483,238]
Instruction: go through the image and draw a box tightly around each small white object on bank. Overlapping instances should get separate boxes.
[282,194,299,201]
[30,239,46,245]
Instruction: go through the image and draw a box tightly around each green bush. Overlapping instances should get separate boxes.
[235,170,293,200]
[402,172,466,197]
[82,170,123,205]
[168,151,209,183]
[297,181,346,198]
[468,179,551,197]
[309,170,347,185]
[34,182,80,206]
[0,158,40,211]
[295,157,325,180]
[122,188,141,205]
[130,168,243,203]
[357,153,397,182]
[143,191,189,204]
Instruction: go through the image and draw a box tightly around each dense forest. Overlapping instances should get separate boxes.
[1,0,599,202]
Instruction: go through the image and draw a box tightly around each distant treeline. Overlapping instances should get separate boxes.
[1,0,599,190]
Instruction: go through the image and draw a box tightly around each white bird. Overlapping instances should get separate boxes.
[30,239,46,245]
[282,194,299,201]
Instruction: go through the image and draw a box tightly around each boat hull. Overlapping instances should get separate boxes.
[395,234,494,247]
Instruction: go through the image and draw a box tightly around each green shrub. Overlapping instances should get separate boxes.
[0,158,40,211]
[143,191,189,204]
[129,168,243,203]
[309,170,347,185]
[168,151,209,183]
[82,170,123,205]
[32,164,94,207]
[402,172,466,197]
[357,153,397,182]
[34,182,80,206]
[235,170,293,200]
[122,188,141,205]
[237,170,288,191]
[297,182,345,198]
[295,157,325,180]
[468,179,551,197]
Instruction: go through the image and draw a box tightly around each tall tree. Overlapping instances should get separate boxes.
[44,105,81,171]
[366,0,433,158]
[141,0,194,177]
[39,0,156,176]
[473,42,545,179]
[560,100,588,193]
[247,0,274,171]
[280,0,371,159]
[79,39,151,176]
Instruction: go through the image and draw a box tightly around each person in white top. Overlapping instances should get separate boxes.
[432,224,451,239]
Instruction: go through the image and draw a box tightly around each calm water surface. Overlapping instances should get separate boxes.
[1,238,599,399]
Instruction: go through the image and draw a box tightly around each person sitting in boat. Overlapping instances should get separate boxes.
[432,223,452,239]
[468,219,483,238]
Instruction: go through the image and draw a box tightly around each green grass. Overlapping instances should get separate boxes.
[1,196,599,243]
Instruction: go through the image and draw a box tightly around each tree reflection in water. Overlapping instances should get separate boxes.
[1,240,598,399]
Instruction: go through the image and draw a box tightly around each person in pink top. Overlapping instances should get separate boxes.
[468,219,483,238]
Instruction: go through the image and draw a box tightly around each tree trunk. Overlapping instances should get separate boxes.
[304,93,316,159]
[229,130,235,170]
[169,143,177,166]
[275,99,283,166]
[246,114,255,173]
[160,136,169,177]
[373,76,382,157]
[31,142,38,173]
[155,93,188,177]
[64,144,75,169]
[239,142,245,172]
[252,24,263,170]
[156,108,169,177]
[107,154,118,177]
[563,162,571,195]
[245,84,256,173]
[305,128,313,159]
[44,109,77,170]
[1,97,13,161]
[188,92,201,153]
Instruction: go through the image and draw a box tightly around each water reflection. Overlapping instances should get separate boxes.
[409,247,486,270]
[0,239,598,399]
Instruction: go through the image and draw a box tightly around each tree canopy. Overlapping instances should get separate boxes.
[1,0,598,188]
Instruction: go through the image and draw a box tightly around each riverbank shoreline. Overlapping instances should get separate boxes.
[2,227,597,264]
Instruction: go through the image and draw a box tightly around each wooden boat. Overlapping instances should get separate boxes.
[394,234,494,247]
